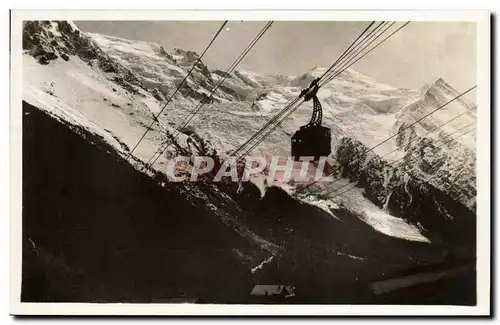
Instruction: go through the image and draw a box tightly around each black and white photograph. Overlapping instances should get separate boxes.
[9,9,491,316]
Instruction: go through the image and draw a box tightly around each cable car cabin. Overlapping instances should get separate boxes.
[291,78,332,162]
[291,126,331,161]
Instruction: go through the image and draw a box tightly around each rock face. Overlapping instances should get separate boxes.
[22,20,477,252]
[24,100,464,304]
[335,137,476,250]
[87,33,238,104]
[23,21,145,95]
[170,48,218,102]
[21,21,478,304]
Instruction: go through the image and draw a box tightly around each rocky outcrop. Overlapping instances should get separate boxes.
[335,137,476,250]
[171,48,220,102]
[22,98,475,304]
[151,88,166,101]
[23,21,146,95]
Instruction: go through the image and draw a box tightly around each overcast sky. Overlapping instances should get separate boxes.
[75,21,476,92]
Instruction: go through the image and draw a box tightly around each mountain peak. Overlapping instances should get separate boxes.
[434,77,445,84]
[62,21,80,33]
[289,67,327,88]
[309,66,328,76]
[173,48,200,59]
[422,77,455,95]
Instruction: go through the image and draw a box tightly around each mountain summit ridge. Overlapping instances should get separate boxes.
[22,20,477,246]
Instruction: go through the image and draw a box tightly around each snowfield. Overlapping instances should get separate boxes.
[296,178,430,243]
[22,21,476,245]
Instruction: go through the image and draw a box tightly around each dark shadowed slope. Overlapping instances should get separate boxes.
[21,100,475,304]
[21,100,262,303]
[222,184,476,305]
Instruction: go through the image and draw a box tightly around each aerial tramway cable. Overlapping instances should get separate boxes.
[172,21,274,140]
[230,21,383,159]
[232,21,411,161]
[126,20,228,160]
[321,21,410,86]
[145,21,274,168]
[301,85,477,193]
[326,125,476,200]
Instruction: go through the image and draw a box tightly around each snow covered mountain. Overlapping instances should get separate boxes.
[20,20,478,303]
[22,20,477,248]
